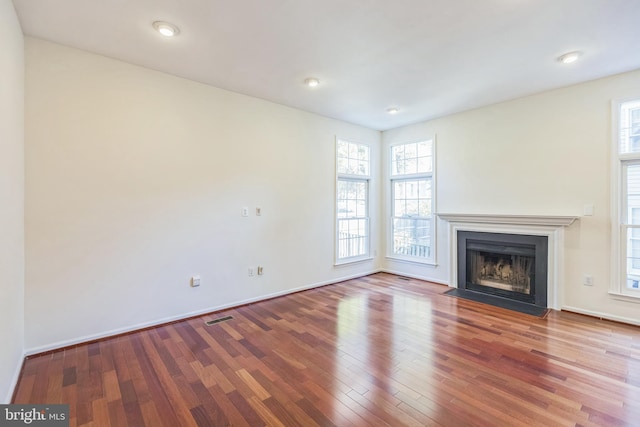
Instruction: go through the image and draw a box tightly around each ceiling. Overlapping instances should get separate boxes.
[12,0,640,131]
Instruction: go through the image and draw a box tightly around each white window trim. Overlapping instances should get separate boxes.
[387,137,437,266]
[610,97,640,298]
[335,138,371,265]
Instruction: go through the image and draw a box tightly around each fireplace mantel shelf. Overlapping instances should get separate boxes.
[437,213,579,227]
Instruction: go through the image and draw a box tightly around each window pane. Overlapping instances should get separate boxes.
[406,200,419,216]
[336,141,348,174]
[391,160,399,175]
[627,164,640,224]
[418,179,428,198]
[392,175,432,260]
[406,181,418,198]
[393,178,431,217]
[337,179,367,220]
[391,140,433,176]
[338,218,368,259]
[356,181,365,199]
[392,145,404,161]
[392,218,431,258]
[616,102,640,294]
[405,158,417,175]
[626,227,640,289]
[620,101,640,154]
[337,139,370,177]
[359,160,369,176]
[347,158,357,175]
[337,140,349,158]
[390,140,434,261]
[625,166,640,288]
[337,180,348,197]
[417,156,432,173]
[348,143,358,159]
[417,140,431,157]
[337,158,347,174]
[346,200,356,216]
[356,181,366,199]
[336,174,369,260]
[418,200,431,216]
[358,145,369,161]
[633,209,640,234]
[393,160,406,175]
[337,201,348,218]
[405,143,417,159]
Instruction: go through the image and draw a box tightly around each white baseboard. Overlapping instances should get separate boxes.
[562,305,640,327]
[379,268,450,286]
[25,270,380,356]
[4,354,25,403]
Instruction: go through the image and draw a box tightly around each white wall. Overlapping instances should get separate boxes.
[383,68,640,324]
[25,38,381,353]
[0,0,24,403]
[23,33,640,357]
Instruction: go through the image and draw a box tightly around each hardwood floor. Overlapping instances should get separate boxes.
[12,273,640,426]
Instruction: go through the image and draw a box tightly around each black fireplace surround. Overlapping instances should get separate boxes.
[455,231,548,315]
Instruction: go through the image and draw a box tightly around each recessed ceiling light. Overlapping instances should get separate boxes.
[387,107,399,115]
[304,77,320,87]
[557,51,582,64]
[153,21,180,37]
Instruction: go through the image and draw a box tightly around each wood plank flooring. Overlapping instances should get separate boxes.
[12,273,640,426]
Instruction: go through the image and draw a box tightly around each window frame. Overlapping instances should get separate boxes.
[335,138,372,265]
[611,98,640,299]
[387,138,437,265]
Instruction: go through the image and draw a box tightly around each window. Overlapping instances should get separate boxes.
[389,139,435,263]
[613,99,640,296]
[336,139,370,263]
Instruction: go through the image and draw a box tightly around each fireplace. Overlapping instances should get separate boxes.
[438,213,579,312]
[456,231,548,314]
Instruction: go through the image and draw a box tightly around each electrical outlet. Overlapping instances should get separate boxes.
[257,266,264,275]
[583,274,593,286]
[242,207,249,217]
[191,276,201,287]
[248,267,254,277]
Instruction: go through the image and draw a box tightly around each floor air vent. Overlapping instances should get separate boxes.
[205,315,234,326]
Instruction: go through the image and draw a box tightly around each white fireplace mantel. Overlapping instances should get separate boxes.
[437,213,578,227]
[437,213,580,310]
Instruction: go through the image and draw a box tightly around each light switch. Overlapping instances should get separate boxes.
[583,204,594,216]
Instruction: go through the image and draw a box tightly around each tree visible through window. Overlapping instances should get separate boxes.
[615,99,640,295]
[336,139,370,262]
[390,140,435,263]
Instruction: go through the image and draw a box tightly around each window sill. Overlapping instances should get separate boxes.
[334,256,374,267]
[386,255,437,267]
[608,291,640,304]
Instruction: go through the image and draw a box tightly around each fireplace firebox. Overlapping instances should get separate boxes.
[455,231,548,315]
